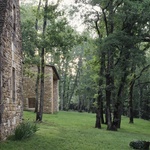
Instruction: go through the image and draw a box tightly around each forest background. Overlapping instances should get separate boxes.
[21,0,150,130]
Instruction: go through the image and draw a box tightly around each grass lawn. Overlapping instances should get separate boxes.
[0,111,149,150]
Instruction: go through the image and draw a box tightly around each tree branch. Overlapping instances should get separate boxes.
[102,8,108,36]
[141,37,150,42]
[135,65,150,80]
[135,81,150,87]
[94,11,102,39]
[113,0,123,13]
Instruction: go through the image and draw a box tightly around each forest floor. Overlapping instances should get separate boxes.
[0,111,150,150]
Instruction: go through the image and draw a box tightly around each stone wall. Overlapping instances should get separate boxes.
[53,80,59,112]
[0,0,23,140]
[23,65,59,114]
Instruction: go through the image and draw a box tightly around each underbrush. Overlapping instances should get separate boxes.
[8,121,38,141]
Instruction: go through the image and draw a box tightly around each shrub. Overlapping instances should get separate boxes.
[129,140,150,150]
[10,121,38,140]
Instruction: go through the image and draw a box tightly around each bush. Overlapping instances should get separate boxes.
[10,121,38,140]
[129,140,150,150]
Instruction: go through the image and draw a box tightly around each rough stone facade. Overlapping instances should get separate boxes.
[23,65,59,114]
[0,0,23,140]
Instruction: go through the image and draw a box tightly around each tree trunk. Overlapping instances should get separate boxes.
[38,0,48,121]
[62,59,68,110]
[106,73,116,130]
[95,63,105,127]
[129,78,135,123]
[113,74,127,128]
[105,50,115,130]
[100,99,104,124]
[106,79,113,130]
[95,91,101,128]
[137,80,142,118]
[94,10,105,126]
[113,42,130,128]
[38,47,45,121]
[35,65,40,113]
[34,0,41,117]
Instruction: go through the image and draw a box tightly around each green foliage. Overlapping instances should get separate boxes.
[77,0,150,123]
[9,121,38,141]
[20,3,85,113]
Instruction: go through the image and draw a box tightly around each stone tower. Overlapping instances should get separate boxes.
[0,0,23,140]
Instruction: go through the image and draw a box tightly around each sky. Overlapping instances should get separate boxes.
[20,0,75,5]
[20,0,86,33]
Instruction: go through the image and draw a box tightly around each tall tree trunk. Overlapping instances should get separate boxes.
[101,0,116,130]
[95,52,105,128]
[129,77,135,124]
[106,73,114,130]
[113,72,127,128]
[67,76,72,110]
[100,99,104,124]
[35,65,40,114]
[62,59,68,110]
[106,47,115,130]
[38,0,48,121]
[95,91,102,128]
[113,43,130,128]
[137,80,142,118]
[59,58,66,110]
[94,12,105,127]
[34,0,41,117]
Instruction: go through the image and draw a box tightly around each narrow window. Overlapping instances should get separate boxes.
[0,72,2,124]
[0,113,1,124]
[12,5,16,31]
[12,68,15,102]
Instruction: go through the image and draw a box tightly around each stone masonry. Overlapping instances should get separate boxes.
[23,65,59,114]
[0,0,23,140]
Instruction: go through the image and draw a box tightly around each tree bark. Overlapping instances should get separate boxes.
[106,73,116,130]
[38,0,48,121]
[62,59,68,110]
[128,65,150,123]
[129,79,135,124]
[95,91,102,128]
[94,9,105,127]
[34,0,41,117]
[137,79,142,118]
[35,65,40,113]
[113,71,127,128]
[95,52,105,127]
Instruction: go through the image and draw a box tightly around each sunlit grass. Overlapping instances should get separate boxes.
[0,111,149,150]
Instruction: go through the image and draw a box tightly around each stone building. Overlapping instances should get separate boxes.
[23,65,60,114]
[0,0,23,140]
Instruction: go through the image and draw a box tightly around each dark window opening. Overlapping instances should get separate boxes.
[0,113,1,124]
[12,68,15,102]
[28,98,36,108]
[13,5,16,31]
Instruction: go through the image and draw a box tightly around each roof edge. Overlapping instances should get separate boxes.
[46,65,60,80]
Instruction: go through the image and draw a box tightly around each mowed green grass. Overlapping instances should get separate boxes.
[0,111,149,150]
